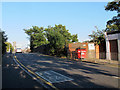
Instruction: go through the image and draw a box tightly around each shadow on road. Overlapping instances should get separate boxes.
[15,53,119,88]
[2,54,44,89]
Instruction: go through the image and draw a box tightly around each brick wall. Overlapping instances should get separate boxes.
[68,42,88,59]
[69,42,88,51]
[68,42,106,60]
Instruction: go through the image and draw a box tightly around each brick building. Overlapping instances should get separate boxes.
[68,42,106,60]
[68,42,89,59]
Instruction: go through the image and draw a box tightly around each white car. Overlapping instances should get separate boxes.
[16,48,22,53]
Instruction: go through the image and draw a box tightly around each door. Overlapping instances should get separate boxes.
[110,40,118,60]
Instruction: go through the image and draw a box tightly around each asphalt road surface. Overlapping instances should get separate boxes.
[11,53,119,89]
[2,53,44,89]
[2,53,118,89]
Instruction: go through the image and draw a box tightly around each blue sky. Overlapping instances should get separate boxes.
[2,2,117,49]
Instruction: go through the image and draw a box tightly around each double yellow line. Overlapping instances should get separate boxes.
[14,54,58,90]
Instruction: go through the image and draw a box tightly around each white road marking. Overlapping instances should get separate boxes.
[36,70,73,83]
[13,57,49,88]
[112,76,120,79]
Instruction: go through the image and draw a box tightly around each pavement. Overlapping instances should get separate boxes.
[14,53,119,89]
[2,53,44,89]
[81,58,119,68]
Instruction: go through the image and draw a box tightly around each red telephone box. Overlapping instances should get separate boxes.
[76,48,86,59]
[80,49,86,59]
[77,49,81,58]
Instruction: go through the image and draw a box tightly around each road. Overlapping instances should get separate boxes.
[2,53,44,89]
[11,53,119,89]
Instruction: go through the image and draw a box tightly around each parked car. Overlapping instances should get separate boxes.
[16,48,22,53]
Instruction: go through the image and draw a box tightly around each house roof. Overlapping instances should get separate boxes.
[107,30,120,35]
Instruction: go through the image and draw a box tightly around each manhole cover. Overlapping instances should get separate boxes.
[35,70,73,83]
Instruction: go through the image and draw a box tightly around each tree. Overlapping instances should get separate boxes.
[89,26,105,45]
[24,26,48,52]
[105,0,120,31]
[71,34,78,42]
[24,24,78,56]
[45,24,78,56]
[0,31,8,54]
[5,42,14,52]
[45,26,65,56]
[54,24,72,42]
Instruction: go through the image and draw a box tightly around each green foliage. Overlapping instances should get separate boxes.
[88,1,120,45]
[1,31,8,54]
[105,0,120,12]
[5,42,14,52]
[72,34,78,42]
[106,24,120,31]
[89,28,105,45]
[45,25,65,56]
[54,24,72,42]
[24,24,78,56]
[24,26,48,51]
[105,1,120,31]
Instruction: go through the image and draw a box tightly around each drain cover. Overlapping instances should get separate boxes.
[35,70,73,83]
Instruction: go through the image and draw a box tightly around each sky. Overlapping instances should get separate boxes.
[2,2,117,49]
